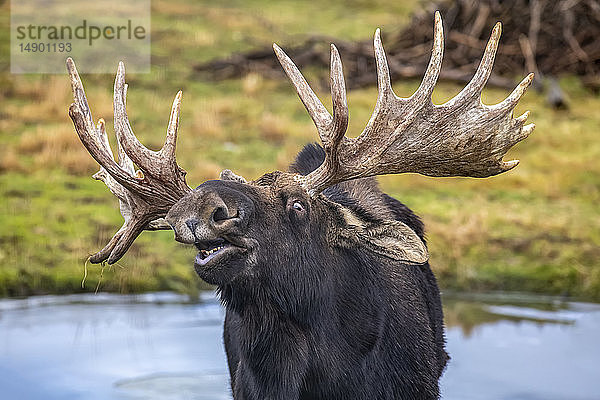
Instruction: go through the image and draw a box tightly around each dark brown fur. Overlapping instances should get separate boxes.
[166,143,448,399]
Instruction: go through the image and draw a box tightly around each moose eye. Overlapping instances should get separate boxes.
[285,198,308,220]
[292,201,304,212]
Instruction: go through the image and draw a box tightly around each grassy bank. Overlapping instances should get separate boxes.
[0,0,598,300]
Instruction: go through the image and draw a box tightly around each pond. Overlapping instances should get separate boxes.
[0,291,598,400]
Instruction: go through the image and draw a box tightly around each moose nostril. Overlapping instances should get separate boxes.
[211,206,229,224]
[185,218,199,236]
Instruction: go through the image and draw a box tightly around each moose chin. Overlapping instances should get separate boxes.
[67,12,534,400]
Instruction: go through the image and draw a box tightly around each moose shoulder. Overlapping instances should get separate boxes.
[67,12,534,400]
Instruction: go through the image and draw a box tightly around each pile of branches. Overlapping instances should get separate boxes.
[195,0,600,98]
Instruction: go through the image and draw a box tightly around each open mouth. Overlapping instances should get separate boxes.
[194,238,240,266]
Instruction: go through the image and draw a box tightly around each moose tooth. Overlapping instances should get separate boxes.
[199,244,225,258]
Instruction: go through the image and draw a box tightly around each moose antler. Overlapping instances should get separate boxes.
[67,58,192,264]
[274,12,535,195]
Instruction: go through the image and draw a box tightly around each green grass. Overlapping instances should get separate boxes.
[0,0,599,300]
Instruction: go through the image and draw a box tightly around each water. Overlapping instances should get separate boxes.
[0,292,598,400]
[441,293,600,400]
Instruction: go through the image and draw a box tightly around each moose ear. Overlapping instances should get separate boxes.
[358,220,429,264]
[335,207,428,264]
[220,169,247,184]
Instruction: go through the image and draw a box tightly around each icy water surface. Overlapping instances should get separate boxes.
[0,291,598,399]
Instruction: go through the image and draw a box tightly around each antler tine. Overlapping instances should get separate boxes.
[105,218,149,264]
[67,58,139,191]
[273,43,333,143]
[117,139,135,176]
[113,62,159,171]
[373,29,392,96]
[160,90,183,160]
[96,118,113,170]
[449,21,502,106]
[327,44,349,150]
[491,73,535,115]
[89,226,126,264]
[112,85,137,177]
[411,11,444,103]
[94,118,128,200]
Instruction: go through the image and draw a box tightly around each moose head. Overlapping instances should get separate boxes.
[67,12,533,272]
[67,12,534,399]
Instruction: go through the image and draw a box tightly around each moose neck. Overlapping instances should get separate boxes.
[217,241,383,333]
[217,259,330,328]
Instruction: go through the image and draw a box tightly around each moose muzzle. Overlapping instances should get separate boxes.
[166,180,253,245]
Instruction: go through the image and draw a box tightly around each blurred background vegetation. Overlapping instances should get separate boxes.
[0,0,598,300]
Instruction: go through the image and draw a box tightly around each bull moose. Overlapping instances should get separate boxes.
[67,12,534,400]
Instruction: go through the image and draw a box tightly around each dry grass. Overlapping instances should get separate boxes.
[259,112,290,144]
[18,124,97,174]
[0,151,24,173]
[189,99,229,140]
